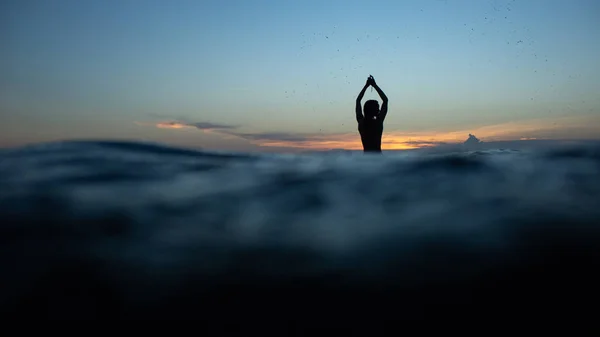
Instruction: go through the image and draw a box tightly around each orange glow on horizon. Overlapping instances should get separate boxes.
[138,114,600,151]
[239,131,459,150]
[246,116,599,150]
[251,133,451,151]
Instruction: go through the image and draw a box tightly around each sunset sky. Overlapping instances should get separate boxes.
[2,0,599,152]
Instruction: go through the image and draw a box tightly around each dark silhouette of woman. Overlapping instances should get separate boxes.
[356,75,388,152]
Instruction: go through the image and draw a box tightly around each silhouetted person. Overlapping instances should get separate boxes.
[356,75,388,152]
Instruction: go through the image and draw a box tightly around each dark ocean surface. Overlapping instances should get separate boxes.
[1,140,600,328]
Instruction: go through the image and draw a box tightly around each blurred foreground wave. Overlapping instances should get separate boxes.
[1,140,599,327]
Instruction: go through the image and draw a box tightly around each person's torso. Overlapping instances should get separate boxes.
[358,119,383,151]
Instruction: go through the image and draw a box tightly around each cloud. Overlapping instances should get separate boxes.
[140,120,238,131]
[464,134,482,146]
[137,120,362,149]
[230,132,317,143]
[156,122,192,129]
[188,122,237,130]
[449,114,600,141]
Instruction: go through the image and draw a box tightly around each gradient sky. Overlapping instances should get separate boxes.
[1,0,599,152]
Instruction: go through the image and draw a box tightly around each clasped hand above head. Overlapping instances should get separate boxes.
[365,75,377,87]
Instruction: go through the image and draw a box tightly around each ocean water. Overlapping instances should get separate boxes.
[1,140,600,326]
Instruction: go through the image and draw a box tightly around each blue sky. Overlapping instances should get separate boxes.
[1,0,599,151]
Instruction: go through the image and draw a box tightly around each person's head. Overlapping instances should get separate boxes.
[364,100,380,118]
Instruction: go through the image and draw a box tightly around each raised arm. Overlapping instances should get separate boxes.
[371,78,388,121]
[355,80,370,123]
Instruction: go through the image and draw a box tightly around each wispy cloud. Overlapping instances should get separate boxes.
[188,122,237,130]
[136,120,238,131]
[135,114,600,151]
[156,122,191,129]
